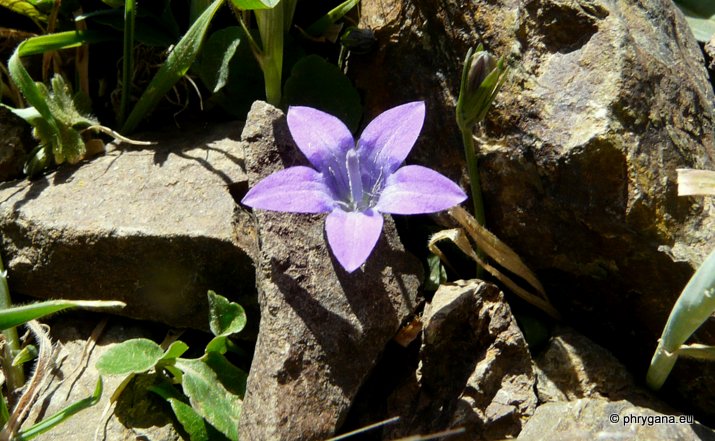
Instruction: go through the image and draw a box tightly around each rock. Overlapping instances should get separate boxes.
[0,123,253,329]
[352,0,715,417]
[22,313,181,441]
[517,399,715,441]
[236,101,423,440]
[383,280,537,440]
[0,106,32,182]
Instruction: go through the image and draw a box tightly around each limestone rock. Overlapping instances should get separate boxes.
[0,123,252,329]
[352,0,715,417]
[517,399,715,441]
[384,280,537,440]
[23,314,181,441]
[236,101,423,440]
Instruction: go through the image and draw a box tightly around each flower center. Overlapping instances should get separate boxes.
[345,148,365,210]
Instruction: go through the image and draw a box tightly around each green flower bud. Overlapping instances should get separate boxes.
[456,45,508,130]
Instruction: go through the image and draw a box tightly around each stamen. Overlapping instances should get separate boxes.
[345,149,364,209]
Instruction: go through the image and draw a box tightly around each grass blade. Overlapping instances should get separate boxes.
[121,0,225,134]
[0,300,125,331]
[118,0,136,126]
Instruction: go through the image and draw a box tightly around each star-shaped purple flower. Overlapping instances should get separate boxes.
[242,101,467,272]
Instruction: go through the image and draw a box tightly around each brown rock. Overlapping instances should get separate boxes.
[237,101,423,440]
[0,123,252,329]
[351,0,715,418]
[384,280,537,440]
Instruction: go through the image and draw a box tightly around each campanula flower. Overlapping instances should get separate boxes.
[242,102,467,272]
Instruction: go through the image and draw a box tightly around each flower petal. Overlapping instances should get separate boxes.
[242,166,335,213]
[374,165,467,214]
[357,101,425,174]
[325,208,384,273]
[287,106,355,171]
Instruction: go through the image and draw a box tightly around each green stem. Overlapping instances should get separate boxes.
[118,0,136,126]
[461,128,485,228]
[0,255,25,396]
[255,1,285,106]
[461,127,486,277]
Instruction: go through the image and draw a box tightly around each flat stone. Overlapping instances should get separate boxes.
[517,399,715,441]
[22,314,181,441]
[236,101,423,440]
[384,280,537,440]
[0,123,252,329]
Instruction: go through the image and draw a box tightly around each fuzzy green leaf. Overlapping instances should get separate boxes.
[229,0,278,10]
[161,340,190,361]
[175,358,242,440]
[199,27,242,93]
[0,0,47,22]
[96,339,164,376]
[208,291,246,337]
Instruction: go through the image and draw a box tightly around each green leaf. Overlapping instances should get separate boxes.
[0,0,47,22]
[149,381,215,441]
[647,248,715,389]
[175,358,242,440]
[17,377,103,440]
[121,0,225,133]
[305,0,359,37]
[96,338,164,376]
[0,300,125,331]
[203,352,247,397]
[674,0,715,42]
[424,253,447,291]
[12,344,38,367]
[229,0,279,10]
[283,55,362,133]
[161,340,190,361]
[208,291,247,337]
[199,27,242,93]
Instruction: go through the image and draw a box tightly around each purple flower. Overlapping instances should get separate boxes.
[242,102,467,273]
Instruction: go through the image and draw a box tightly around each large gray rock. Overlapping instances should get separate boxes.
[0,123,252,329]
[236,101,423,440]
[351,0,715,417]
[517,399,715,441]
[383,280,537,440]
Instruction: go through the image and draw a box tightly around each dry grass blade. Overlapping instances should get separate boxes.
[449,206,546,296]
[429,207,560,319]
[677,168,715,196]
[391,426,466,440]
[325,416,400,440]
[0,320,57,441]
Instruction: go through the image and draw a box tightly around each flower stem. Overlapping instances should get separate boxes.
[255,1,285,106]
[0,255,24,396]
[461,127,486,277]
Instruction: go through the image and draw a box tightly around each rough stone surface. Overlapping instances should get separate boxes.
[0,106,32,182]
[23,314,181,441]
[236,101,423,441]
[0,123,252,329]
[383,280,537,440]
[352,0,715,418]
[517,399,715,441]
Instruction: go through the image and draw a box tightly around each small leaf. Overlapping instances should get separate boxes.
[425,253,447,291]
[674,0,715,42]
[161,340,189,361]
[199,27,242,93]
[12,344,38,367]
[203,352,247,397]
[208,291,246,337]
[283,55,362,133]
[149,382,225,441]
[175,358,242,440]
[96,338,164,376]
[230,0,279,10]
[305,0,359,37]
[0,0,47,23]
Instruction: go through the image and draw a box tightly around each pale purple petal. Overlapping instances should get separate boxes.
[374,165,467,214]
[242,166,335,213]
[287,106,355,171]
[357,101,425,174]
[325,208,384,272]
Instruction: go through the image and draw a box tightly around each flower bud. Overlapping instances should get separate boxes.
[456,45,507,130]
